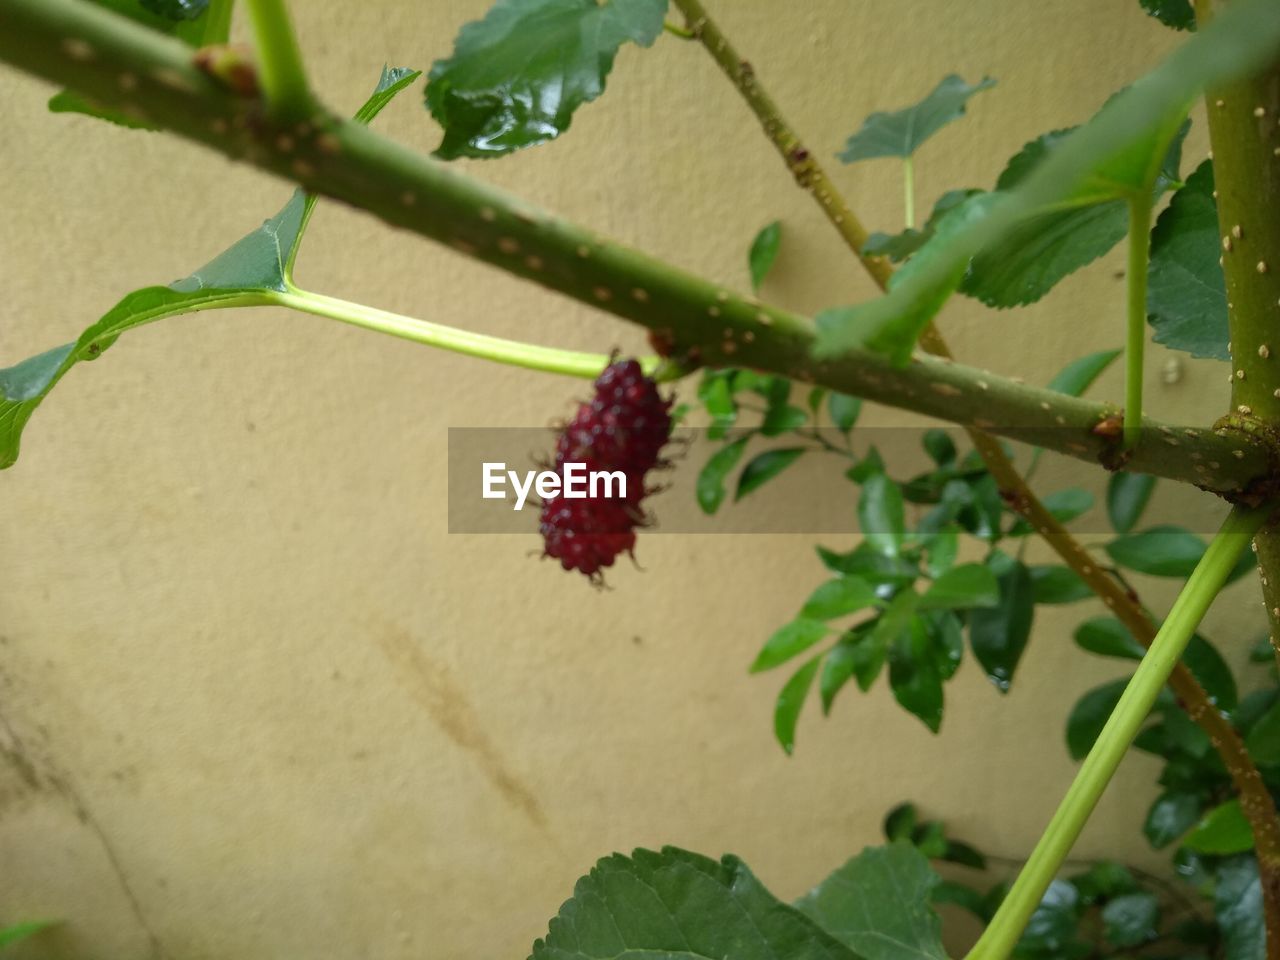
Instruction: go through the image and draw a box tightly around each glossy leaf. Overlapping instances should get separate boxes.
[801,576,879,621]
[1181,634,1237,710]
[858,472,906,556]
[1074,617,1146,660]
[1148,160,1228,360]
[139,0,207,18]
[828,393,863,434]
[1107,472,1157,534]
[1142,0,1196,31]
[1041,488,1094,523]
[1214,856,1264,960]
[749,220,783,291]
[1144,790,1203,848]
[889,619,945,732]
[530,846,860,960]
[968,561,1035,692]
[796,842,947,960]
[775,655,822,754]
[1017,879,1081,955]
[1246,698,1280,764]
[426,0,667,159]
[1067,679,1129,760]
[1105,525,1205,576]
[918,564,999,611]
[697,436,749,514]
[1102,891,1159,948]
[737,448,805,501]
[1029,565,1092,604]
[1046,348,1122,396]
[1183,799,1254,855]
[752,619,828,673]
[819,641,857,714]
[921,429,957,467]
[837,75,995,162]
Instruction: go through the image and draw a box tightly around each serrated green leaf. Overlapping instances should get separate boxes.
[749,220,783,291]
[530,846,861,960]
[801,576,879,621]
[1030,565,1092,604]
[919,564,999,611]
[1184,799,1255,855]
[862,190,982,264]
[969,561,1034,692]
[1067,679,1129,760]
[1106,525,1205,576]
[1107,472,1157,533]
[796,842,947,960]
[426,0,666,160]
[775,655,822,754]
[736,447,805,501]
[1245,698,1280,764]
[696,435,749,515]
[1102,891,1159,948]
[1144,790,1203,848]
[838,75,995,162]
[1148,160,1228,360]
[1214,856,1264,960]
[1142,0,1197,31]
[5,68,419,470]
[752,619,829,673]
[858,472,906,556]
[1046,348,1122,396]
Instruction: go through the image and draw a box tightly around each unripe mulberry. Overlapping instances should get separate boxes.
[540,359,672,580]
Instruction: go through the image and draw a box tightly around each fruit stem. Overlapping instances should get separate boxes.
[964,503,1269,960]
[1123,194,1152,450]
[244,0,311,117]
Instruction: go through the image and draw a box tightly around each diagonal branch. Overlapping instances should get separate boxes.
[671,0,1280,936]
[0,0,1273,496]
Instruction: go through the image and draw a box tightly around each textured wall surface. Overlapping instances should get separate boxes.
[0,2,1262,958]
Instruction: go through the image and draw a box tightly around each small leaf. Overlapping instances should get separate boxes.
[762,404,809,436]
[1018,879,1081,954]
[796,842,948,960]
[1183,799,1255,855]
[883,803,918,842]
[749,220,783,291]
[530,847,861,960]
[1107,472,1157,533]
[1142,0,1197,31]
[1102,891,1159,948]
[1074,617,1146,660]
[889,619,945,732]
[801,576,879,621]
[918,564,999,611]
[775,655,822,754]
[752,619,828,673]
[1047,348,1122,396]
[968,561,1035,692]
[837,75,996,162]
[1067,679,1129,760]
[1148,160,1228,360]
[736,448,805,501]
[696,436,749,515]
[828,392,862,433]
[921,429,957,467]
[1041,488,1094,523]
[1105,525,1205,576]
[1144,790,1203,848]
[1214,856,1264,960]
[858,473,906,556]
[426,0,667,159]
[1030,565,1092,604]
[1245,698,1280,764]
[355,65,426,124]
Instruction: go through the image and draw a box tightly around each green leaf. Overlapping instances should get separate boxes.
[883,803,918,842]
[1144,790,1203,848]
[355,65,426,124]
[1105,525,1205,576]
[1184,799,1255,855]
[930,881,987,919]
[1074,617,1146,660]
[1046,348,1122,396]
[1142,0,1197,31]
[1040,488,1094,523]
[139,0,207,18]
[0,921,56,949]
[1107,472,1157,533]
[736,448,805,501]
[775,655,823,754]
[918,564,999,611]
[1182,634,1237,711]
[1246,698,1280,764]
[762,404,809,437]
[921,429,957,467]
[1070,861,1137,903]
[858,473,906,556]
[749,220,783,291]
[1214,856,1264,960]
[837,75,995,162]
[5,68,420,471]
[862,190,982,264]
[796,842,947,960]
[1148,160,1228,360]
[889,619,945,732]
[1102,891,1159,948]
[530,846,860,960]
[696,436,749,515]
[968,561,1035,692]
[426,0,666,160]
[1017,879,1081,955]
[1067,679,1129,760]
[828,393,863,433]
[820,640,858,714]
[801,577,879,621]
[1030,565,1092,604]
[752,619,829,673]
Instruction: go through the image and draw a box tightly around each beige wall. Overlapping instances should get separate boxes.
[0,2,1263,958]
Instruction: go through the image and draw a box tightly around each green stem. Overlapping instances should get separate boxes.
[244,0,310,116]
[964,503,1269,960]
[271,288,648,379]
[663,20,695,39]
[1123,195,1152,450]
[903,157,916,229]
[201,0,235,44]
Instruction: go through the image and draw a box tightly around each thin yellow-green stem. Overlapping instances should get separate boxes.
[1124,196,1152,450]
